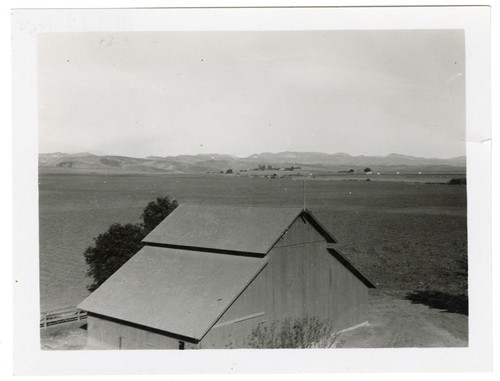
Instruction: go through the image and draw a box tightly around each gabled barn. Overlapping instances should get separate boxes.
[78,205,374,349]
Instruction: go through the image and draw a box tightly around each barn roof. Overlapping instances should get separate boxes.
[78,245,267,341]
[142,204,336,254]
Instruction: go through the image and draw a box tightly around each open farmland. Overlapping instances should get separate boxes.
[39,172,467,346]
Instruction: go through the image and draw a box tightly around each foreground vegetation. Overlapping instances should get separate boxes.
[248,317,338,348]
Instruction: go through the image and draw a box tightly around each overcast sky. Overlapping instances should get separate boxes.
[38,30,465,159]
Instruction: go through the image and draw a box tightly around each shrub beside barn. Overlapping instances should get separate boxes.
[78,204,374,349]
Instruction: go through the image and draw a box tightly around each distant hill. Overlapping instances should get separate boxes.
[38,151,466,174]
[244,151,466,167]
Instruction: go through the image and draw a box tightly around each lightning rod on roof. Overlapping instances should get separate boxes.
[303,178,306,211]
[292,176,306,211]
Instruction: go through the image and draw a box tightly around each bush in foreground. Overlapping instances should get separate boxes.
[248,317,338,348]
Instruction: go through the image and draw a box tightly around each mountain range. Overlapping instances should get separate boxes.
[38,151,466,174]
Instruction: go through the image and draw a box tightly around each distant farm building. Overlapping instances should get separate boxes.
[78,205,374,349]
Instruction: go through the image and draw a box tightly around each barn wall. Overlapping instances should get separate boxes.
[273,214,324,248]
[200,217,368,349]
[199,266,267,349]
[265,218,368,332]
[86,315,197,350]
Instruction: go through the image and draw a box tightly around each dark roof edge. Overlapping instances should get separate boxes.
[141,241,267,257]
[84,311,200,344]
[264,208,337,254]
[178,203,304,210]
[198,261,269,342]
[327,247,376,288]
[302,209,338,243]
[265,208,304,253]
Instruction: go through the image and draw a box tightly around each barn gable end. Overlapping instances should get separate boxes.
[266,217,370,328]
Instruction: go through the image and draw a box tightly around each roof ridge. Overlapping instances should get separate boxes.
[143,204,310,254]
[179,203,304,209]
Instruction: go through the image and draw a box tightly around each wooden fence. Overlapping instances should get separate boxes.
[40,307,87,329]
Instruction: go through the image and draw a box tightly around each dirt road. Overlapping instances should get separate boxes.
[337,289,468,348]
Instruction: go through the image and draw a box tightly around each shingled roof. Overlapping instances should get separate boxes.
[142,204,336,254]
[78,245,267,340]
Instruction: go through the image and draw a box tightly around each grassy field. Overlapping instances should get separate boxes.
[39,172,467,313]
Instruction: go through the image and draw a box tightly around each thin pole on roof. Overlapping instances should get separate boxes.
[292,176,307,210]
[303,178,306,211]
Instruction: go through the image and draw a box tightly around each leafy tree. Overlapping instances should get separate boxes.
[84,223,145,292]
[363,167,372,173]
[141,196,179,234]
[84,196,178,291]
[226,168,233,174]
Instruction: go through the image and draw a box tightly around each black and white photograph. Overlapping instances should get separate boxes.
[11,4,492,376]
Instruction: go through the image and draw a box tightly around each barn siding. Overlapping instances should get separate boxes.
[199,266,267,349]
[87,315,197,350]
[273,215,325,248]
[265,218,368,332]
[201,217,368,349]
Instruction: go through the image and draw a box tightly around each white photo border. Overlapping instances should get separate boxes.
[11,4,492,375]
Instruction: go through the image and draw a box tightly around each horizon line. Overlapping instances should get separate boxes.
[38,150,467,161]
